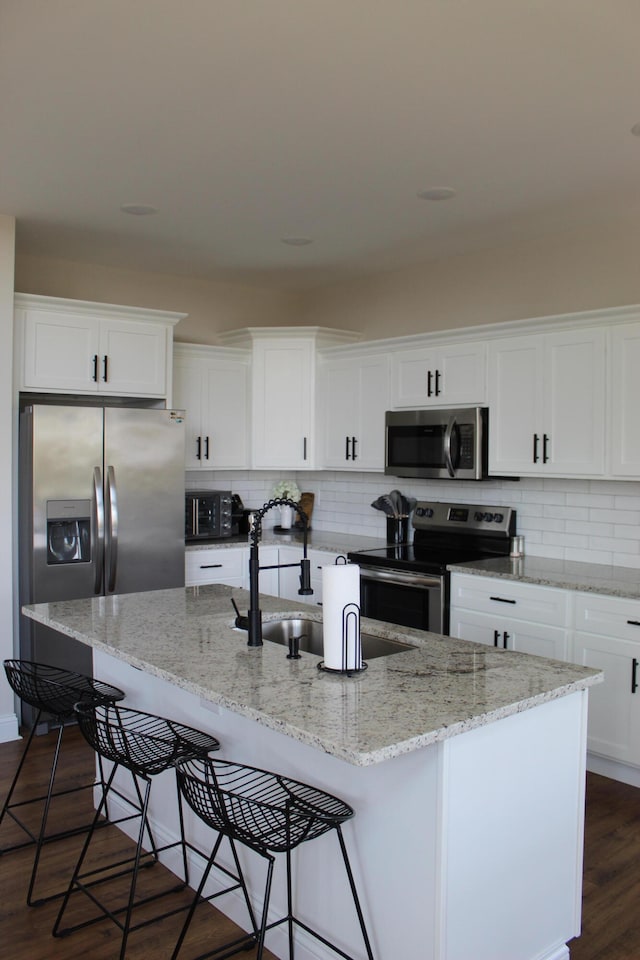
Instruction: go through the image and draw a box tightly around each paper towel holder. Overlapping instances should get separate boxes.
[317,600,368,676]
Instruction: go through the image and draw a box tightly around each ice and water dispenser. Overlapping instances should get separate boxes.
[46,500,91,565]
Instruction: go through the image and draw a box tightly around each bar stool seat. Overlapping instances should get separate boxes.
[171,757,375,960]
[0,659,125,906]
[53,702,222,960]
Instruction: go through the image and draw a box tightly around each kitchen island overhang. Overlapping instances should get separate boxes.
[22,584,602,960]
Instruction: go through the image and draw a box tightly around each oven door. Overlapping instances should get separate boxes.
[359,567,446,635]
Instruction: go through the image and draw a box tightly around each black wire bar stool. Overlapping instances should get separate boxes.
[0,659,125,906]
[53,702,227,960]
[171,757,376,960]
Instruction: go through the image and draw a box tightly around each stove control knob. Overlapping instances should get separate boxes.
[415,507,424,517]
[483,512,494,522]
[424,507,434,518]
[474,511,484,521]
[494,512,504,523]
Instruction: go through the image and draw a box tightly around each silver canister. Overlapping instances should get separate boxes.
[509,535,525,558]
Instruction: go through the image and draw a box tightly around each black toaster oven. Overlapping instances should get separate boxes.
[185,491,233,541]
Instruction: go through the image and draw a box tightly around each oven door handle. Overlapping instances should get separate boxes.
[444,415,458,478]
[359,567,442,589]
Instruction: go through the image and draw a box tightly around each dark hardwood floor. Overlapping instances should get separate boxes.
[1,726,640,959]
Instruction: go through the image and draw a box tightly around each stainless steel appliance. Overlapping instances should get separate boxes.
[347,500,515,635]
[19,404,186,726]
[385,406,488,480]
[185,491,233,541]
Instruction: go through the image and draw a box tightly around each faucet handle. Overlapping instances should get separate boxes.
[230,597,249,630]
[298,557,313,595]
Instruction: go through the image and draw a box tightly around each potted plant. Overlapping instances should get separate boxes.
[272,479,301,529]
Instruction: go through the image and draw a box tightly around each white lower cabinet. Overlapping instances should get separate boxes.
[185,546,247,588]
[449,573,570,660]
[573,592,640,767]
[245,546,279,598]
[450,571,640,781]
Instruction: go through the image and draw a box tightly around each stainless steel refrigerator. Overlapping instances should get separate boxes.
[19,403,186,727]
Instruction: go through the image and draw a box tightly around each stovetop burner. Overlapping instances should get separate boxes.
[347,500,516,574]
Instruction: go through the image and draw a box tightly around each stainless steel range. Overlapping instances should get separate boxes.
[347,500,516,635]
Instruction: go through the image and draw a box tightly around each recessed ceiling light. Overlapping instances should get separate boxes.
[281,236,313,246]
[417,187,457,201]
[631,122,640,137]
[120,203,158,216]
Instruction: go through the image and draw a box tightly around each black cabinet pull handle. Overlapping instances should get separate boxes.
[200,564,223,569]
[543,433,550,463]
[345,436,351,460]
[533,433,540,463]
[427,369,433,397]
[627,620,640,627]
[435,369,441,396]
[493,629,500,647]
[503,631,510,649]
[352,436,358,459]
[92,354,98,382]
[490,596,516,604]
[196,437,202,460]
[102,354,108,382]
[632,658,639,694]
[204,436,210,460]
[303,437,307,460]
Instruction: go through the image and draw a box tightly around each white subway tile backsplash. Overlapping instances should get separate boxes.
[188,470,640,569]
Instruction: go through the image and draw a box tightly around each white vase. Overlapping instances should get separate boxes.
[279,505,294,529]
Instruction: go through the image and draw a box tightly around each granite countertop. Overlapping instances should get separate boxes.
[23,585,601,767]
[186,530,384,554]
[448,555,640,601]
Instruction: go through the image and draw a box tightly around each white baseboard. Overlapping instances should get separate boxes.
[587,752,640,789]
[0,712,20,743]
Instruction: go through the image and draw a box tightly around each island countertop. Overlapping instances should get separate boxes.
[22,584,601,766]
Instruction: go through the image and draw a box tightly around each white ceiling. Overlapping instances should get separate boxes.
[2,0,640,290]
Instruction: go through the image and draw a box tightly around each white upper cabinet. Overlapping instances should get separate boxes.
[488,327,606,477]
[219,327,360,471]
[319,351,390,471]
[610,321,640,476]
[173,344,250,470]
[16,294,183,398]
[391,340,486,408]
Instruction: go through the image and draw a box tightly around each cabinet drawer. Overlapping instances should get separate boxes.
[574,592,640,642]
[450,573,569,627]
[186,547,246,585]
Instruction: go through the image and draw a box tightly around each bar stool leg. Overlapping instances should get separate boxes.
[0,711,43,843]
[26,722,65,905]
[256,855,275,960]
[335,826,375,960]
[119,776,153,960]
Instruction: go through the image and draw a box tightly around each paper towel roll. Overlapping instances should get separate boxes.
[322,563,361,670]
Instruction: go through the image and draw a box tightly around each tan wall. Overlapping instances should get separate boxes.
[300,219,640,338]
[15,254,303,344]
[15,215,640,345]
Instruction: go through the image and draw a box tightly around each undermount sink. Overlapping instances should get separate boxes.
[261,618,414,660]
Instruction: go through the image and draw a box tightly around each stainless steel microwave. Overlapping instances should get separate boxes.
[385,407,488,480]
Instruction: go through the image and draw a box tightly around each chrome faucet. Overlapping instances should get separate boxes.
[245,498,313,647]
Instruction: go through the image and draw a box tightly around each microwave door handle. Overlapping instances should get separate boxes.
[444,416,457,478]
[93,467,104,594]
[106,465,119,593]
[193,497,199,537]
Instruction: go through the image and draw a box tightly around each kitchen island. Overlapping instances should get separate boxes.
[23,585,601,960]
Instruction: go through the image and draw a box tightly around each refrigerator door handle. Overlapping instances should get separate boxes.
[106,465,119,593]
[93,466,105,594]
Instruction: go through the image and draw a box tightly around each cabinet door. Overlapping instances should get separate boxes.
[543,328,605,476]
[22,308,100,392]
[203,358,250,469]
[99,319,167,396]
[573,631,640,765]
[185,547,246,587]
[173,356,206,470]
[449,609,568,660]
[488,335,543,475]
[253,340,314,469]
[321,355,388,471]
[391,342,486,408]
[278,546,305,601]
[610,321,640,476]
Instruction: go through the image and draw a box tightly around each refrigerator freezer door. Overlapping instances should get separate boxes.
[104,407,185,593]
